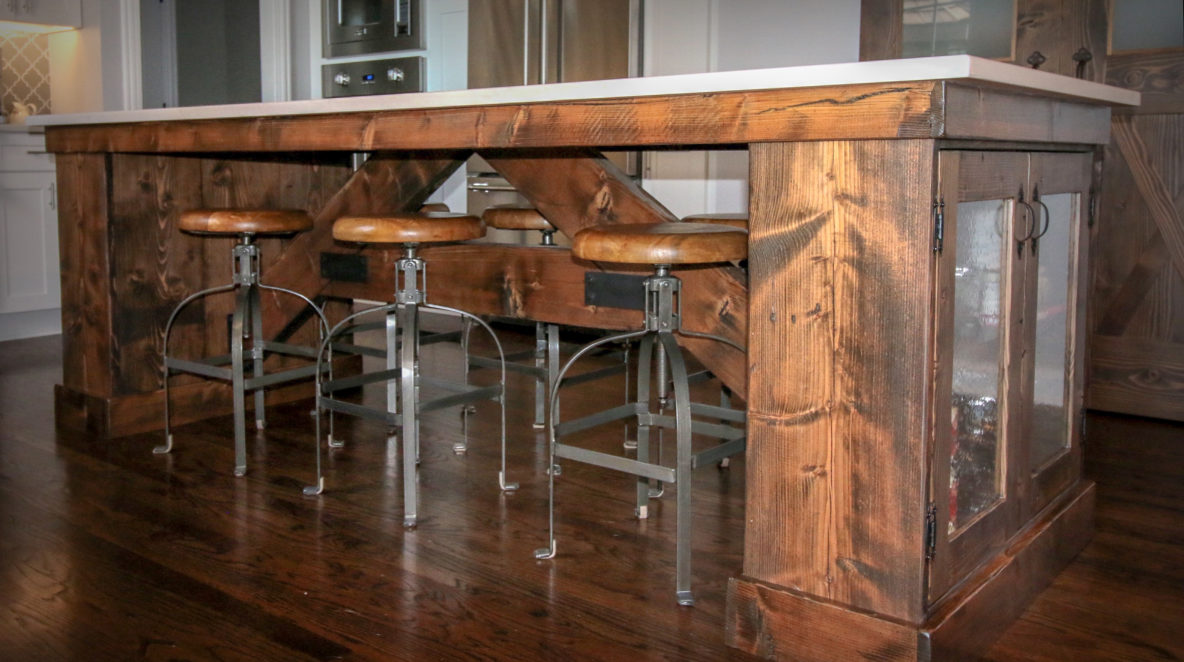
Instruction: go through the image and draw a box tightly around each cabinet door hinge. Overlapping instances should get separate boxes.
[933,197,946,254]
[925,502,938,560]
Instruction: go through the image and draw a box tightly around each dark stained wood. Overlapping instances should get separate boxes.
[727,483,1095,661]
[257,153,466,341]
[1089,335,1184,421]
[3,334,756,662]
[1111,116,1184,282]
[1091,112,1184,421]
[325,244,643,331]
[1107,49,1184,115]
[107,154,207,395]
[743,139,937,623]
[942,84,1112,144]
[859,0,903,62]
[45,82,946,154]
[1016,0,1065,74]
[8,336,1182,661]
[55,154,113,397]
[485,152,748,398]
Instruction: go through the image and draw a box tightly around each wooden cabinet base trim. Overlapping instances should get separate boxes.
[55,378,322,439]
[725,481,1095,661]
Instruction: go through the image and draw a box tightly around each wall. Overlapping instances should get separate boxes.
[0,32,52,117]
[642,0,861,216]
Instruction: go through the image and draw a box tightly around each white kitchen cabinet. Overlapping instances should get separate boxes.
[0,0,81,27]
[0,130,60,327]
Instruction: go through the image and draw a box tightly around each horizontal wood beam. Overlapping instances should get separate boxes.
[45,82,943,154]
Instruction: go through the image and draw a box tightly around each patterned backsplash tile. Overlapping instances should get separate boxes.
[1,31,52,119]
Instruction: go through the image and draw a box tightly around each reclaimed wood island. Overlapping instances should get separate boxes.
[32,56,1138,660]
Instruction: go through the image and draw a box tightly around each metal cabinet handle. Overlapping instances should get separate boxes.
[1016,196,1037,258]
[49,182,56,210]
[1073,47,1093,80]
[1026,51,1047,69]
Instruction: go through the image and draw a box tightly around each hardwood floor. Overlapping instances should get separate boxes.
[1,332,1181,661]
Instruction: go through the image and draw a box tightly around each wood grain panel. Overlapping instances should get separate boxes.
[1111,116,1184,282]
[1016,0,1064,74]
[744,139,936,623]
[44,83,944,154]
[1106,50,1184,114]
[324,244,644,331]
[942,85,1111,145]
[1088,335,1184,420]
[258,153,467,340]
[485,152,748,398]
[55,154,113,396]
[107,154,207,395]
[727,481,1095,661]
[859,0,903,62]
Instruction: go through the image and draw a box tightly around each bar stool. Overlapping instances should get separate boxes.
[535,222,748,606]
[156,208,330,477]
[304,211,515,528]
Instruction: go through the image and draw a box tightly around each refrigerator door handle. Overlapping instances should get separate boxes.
[522,0,532,85]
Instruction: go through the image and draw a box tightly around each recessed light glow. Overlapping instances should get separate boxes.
[0,20,76,36]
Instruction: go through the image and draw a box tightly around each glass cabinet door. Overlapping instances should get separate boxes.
[1022,152,1092,517]
[929,151,1027,601]
[928,151,1093,603]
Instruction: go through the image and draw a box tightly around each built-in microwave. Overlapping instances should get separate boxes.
[323,0,424,58]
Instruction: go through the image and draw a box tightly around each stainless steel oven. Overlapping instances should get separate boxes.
[323,0,424,58]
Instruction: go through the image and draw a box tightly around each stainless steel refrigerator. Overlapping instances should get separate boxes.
[466,0,642,243]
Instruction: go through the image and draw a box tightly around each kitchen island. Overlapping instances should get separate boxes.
[32,56,1137,660]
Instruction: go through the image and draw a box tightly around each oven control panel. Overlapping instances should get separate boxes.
[321,56,425,98]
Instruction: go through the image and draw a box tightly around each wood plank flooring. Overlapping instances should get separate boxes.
[1,332,1181,661]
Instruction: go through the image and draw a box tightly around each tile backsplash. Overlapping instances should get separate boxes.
[0,31,52,120]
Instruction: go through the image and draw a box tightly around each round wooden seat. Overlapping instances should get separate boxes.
[418,202,451,213]
[572,222,747,265]
[179,209,312,235]
[482,206,555,232]
[680,213,748,230]
[333,212,485,244]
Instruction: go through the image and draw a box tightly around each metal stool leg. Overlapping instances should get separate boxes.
[400,299,419,527]
[660,331,696,606]
[158,284,236,456]
[230,285,250,477]
[249,282,266,430]
[634,334,655,519]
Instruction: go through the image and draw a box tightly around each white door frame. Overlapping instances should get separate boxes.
[124,0,292,108]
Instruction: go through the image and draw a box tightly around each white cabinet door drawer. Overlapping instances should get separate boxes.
[0,132,54,172]
[0,171,59,314]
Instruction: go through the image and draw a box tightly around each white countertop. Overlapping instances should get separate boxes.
[29,55,1139,128]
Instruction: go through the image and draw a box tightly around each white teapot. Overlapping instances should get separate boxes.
[9,102,37,124]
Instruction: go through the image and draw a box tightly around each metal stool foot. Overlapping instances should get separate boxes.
[534,540,557,559]
[676,591,695,607]
[153,434,174,455]
[302,478,324,496]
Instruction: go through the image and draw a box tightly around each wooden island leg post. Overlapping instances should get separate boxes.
[728,137,1096,660]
